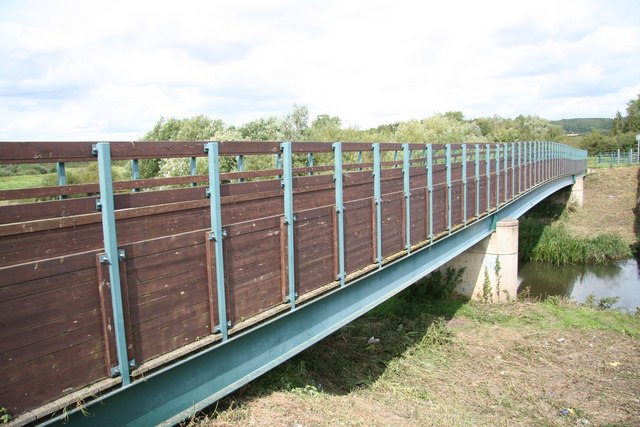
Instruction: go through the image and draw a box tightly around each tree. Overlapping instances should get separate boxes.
[623,94,640,133]
[138,115,236,178]
[281,104,309,141]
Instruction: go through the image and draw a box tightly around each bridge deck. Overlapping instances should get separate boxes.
[0,141,586,425]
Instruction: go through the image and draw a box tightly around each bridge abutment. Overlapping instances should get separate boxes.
[447,218,519,301]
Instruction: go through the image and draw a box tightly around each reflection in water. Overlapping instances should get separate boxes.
[518,258,640,312]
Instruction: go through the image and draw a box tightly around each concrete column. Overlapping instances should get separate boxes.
[447,218,519,302]
[569,174,584,207]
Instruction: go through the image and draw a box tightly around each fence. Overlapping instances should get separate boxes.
[0,140,587,424]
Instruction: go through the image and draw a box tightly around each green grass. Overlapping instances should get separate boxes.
[0,174,53,190]
[460,299,640,336]
[519,201,633,264]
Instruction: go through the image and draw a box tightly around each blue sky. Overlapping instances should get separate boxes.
[1,0,639,140]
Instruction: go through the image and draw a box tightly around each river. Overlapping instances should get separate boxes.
[517,258,640,313]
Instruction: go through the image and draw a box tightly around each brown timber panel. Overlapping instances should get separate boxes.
[96,255,134,375]
[432,186,447,235]
[381,192,404,258]
[294,206,335,295]
[410,190,427,245]
[0,252,108,416]
[223,217,284,324]
[466,178,476,219]
[344,198,375,274]
[451,182,463,227]
[122,231,211,364]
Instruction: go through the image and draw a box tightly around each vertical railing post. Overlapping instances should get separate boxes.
[523,142,528,191]
[358,150,363,172]
[190,156,198,186]
[281,142,297,307]
[533,141,539,186]
[373,144,382,267]
[427,144,433,241]
[511,142,515,200]
[517,142,522,194]
[485,144,491,211]
[495,144,501,208]
[403,143,411,252]
[333,142,346,287]
[206,142,229,341]
[503,143,508,204]
[445,144,452,233]
[307,152,314,176]
[474,144,480,218]
[131,159,140,192]
[236,155,244,183]
[57,161,66,200]
[462,144,467,225]
[95,142,131,386]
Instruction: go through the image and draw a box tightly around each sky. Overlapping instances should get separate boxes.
[1,0,639,141]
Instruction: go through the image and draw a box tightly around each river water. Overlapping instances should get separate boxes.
[517,258,640,313]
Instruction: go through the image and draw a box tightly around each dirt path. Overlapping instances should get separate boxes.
[567,166,640,245]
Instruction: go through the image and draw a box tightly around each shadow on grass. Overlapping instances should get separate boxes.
[200,273,468,417]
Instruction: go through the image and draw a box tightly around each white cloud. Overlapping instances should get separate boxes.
[1,0,639,140]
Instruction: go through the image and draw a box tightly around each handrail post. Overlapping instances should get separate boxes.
[427,144,433,241]
[131,159,140,192]
[503,143,508,203]
[511,142,515,199]
[517,142,522,194]
[403,143,411,252]
[495,144,501,207]
[281,142,297,308]
[445,144,452,233]
[373,143,382,267]
[485,144,491,211]
[206,142,229,341]
[462,144,467,225]
[96,142,131,385]
[333,142,346,287]
[474,144,480,218]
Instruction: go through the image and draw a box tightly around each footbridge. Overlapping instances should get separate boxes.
[0,140,586,426]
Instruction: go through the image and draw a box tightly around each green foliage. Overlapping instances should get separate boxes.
[0,406,11,423]
[473,115,564,143]
[482,268,493,304]
[396,114,486,144]
[550,118,613,134]
[403,267,465,301]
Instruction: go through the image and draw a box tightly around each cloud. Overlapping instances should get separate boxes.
[1,0,640,140]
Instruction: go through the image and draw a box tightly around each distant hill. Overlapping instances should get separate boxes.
[550,118,613,134]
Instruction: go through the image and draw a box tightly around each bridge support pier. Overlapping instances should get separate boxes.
[446,218,519,302]
[569,174,585,207]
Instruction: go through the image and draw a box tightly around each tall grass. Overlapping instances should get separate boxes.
[519,203,633,265]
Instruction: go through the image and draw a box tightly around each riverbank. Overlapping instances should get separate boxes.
[519,166,639,263]
[567,166,639,247]
[190,297,640,426]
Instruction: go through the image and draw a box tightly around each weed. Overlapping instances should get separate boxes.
[585,294,597,309]
[482,268,493,304]
[597,296,620,310]
[0,407,11,424]
[494,256,502,302]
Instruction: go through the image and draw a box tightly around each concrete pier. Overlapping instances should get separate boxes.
[447,218,519,301]
[569,174,585,207]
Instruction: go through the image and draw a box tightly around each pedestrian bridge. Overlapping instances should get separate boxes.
[0,140,586,426]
